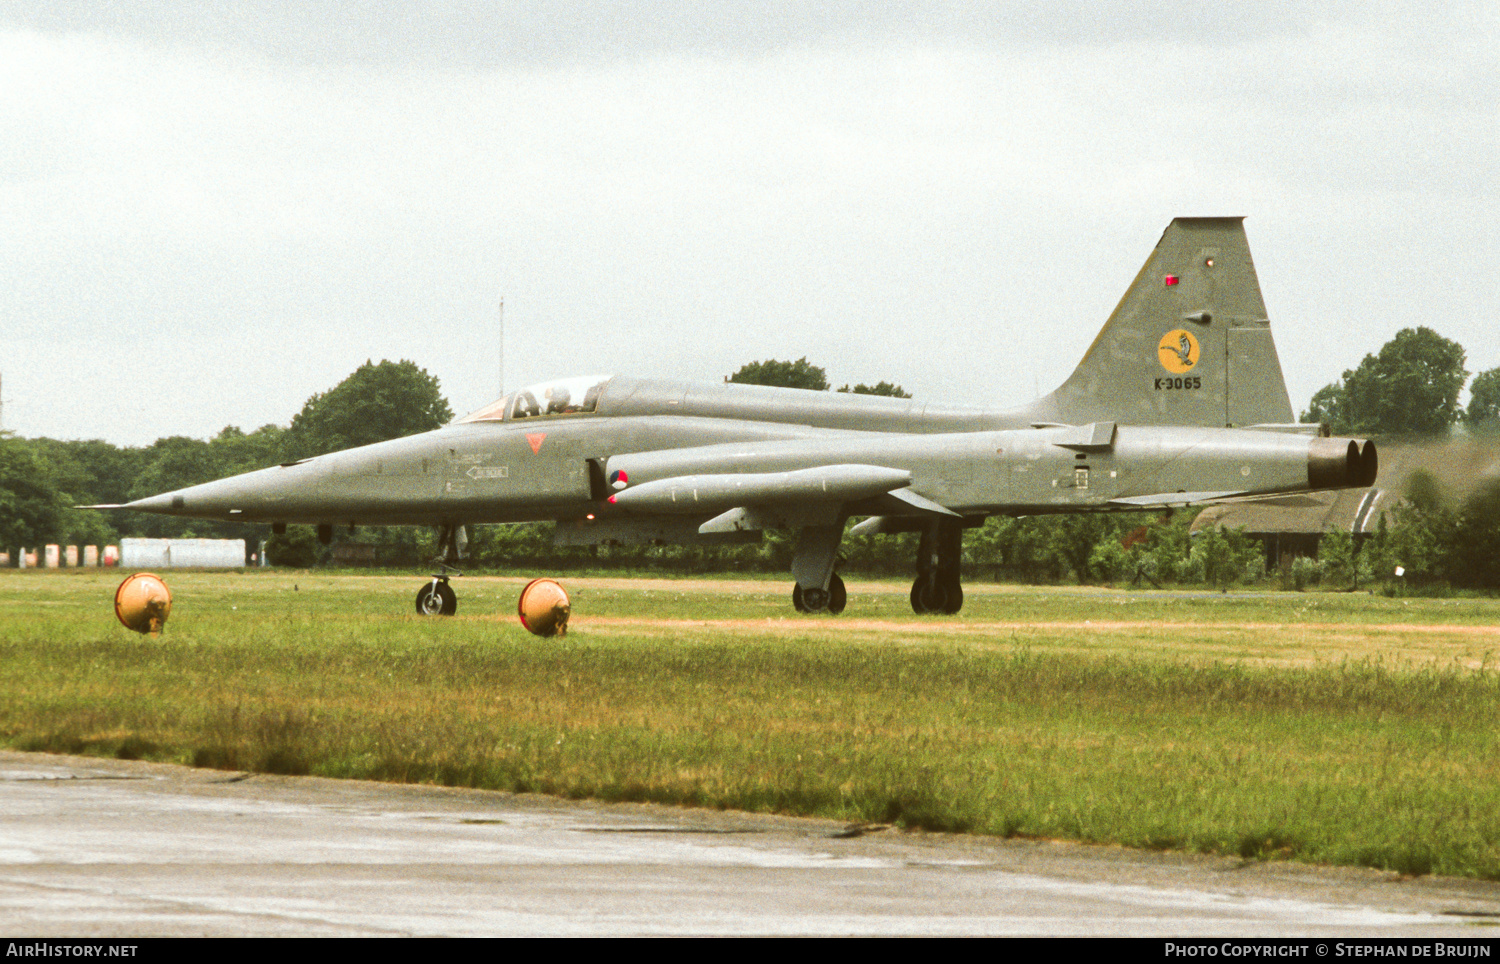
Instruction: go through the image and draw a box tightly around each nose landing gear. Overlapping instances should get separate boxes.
[414,524,465,617]
[415,576,458,616]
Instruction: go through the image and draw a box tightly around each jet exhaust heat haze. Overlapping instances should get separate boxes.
[111,219,1377,616]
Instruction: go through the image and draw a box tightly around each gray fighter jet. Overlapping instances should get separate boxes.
[116,218,1376,616]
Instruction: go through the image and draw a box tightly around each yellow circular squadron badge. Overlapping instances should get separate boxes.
[1158,329,1200,374]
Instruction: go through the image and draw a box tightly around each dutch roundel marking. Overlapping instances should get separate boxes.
[609,469,629,490]
[1157,329,1200,374]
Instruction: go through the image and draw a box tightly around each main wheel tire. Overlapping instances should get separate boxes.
[828,574,847,615]
[941,576,963,615]
[415,580,457,616]
[801,586,829,612]
[792,584,809,613]
[911,576,948,615]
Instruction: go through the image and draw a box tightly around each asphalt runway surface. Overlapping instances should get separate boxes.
[4,750,1500,937]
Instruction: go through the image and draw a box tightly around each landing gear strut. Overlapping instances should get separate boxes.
[414,524,466,617]
[789,523,848,615]
[911,518,964,614]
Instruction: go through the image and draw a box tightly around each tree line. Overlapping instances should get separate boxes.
[1301,326,1500,435]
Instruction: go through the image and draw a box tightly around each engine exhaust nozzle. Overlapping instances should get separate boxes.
[1308,437,1378,490]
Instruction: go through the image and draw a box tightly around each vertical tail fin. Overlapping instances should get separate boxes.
[1042,218,1294,428]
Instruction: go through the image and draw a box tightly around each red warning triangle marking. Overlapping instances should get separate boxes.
[526,433,546,454]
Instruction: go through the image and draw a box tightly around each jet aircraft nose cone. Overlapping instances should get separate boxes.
[124,492,184,514]
[126,474,256,517]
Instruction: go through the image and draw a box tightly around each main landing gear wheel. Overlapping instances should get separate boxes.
[415,579,457,616]
[797,585,828,612]
[827,573,847,614]
[792,574,847,614]
[910,575,962,615]
[941,577,962,614]
[910,577,944,614]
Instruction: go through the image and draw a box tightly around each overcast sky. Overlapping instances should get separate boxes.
[3,2,1496,445]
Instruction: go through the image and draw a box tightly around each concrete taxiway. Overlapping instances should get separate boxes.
[2,749,1498,937]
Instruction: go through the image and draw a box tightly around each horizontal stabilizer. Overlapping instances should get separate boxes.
[1107,491,1247,508]
[1051,421,1116,451]
[609,464,913,514]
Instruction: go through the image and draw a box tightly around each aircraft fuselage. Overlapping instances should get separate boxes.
[129,381,1360,531]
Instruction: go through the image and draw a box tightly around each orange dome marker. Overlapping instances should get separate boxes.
[517,578,570,637]
[115,573,172,635]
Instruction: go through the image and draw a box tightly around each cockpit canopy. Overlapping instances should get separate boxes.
[457,375,611,423]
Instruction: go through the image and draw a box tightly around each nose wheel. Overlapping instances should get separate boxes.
[415,577,457,616]
[415,525,465,616]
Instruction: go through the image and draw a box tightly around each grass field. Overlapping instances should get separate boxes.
[4,568,1500,878]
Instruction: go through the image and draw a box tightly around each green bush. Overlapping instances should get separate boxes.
[266,527,321,568]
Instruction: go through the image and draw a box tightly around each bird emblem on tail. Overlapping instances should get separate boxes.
[1167,334,1192,365]
[1156,329,1200,374]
